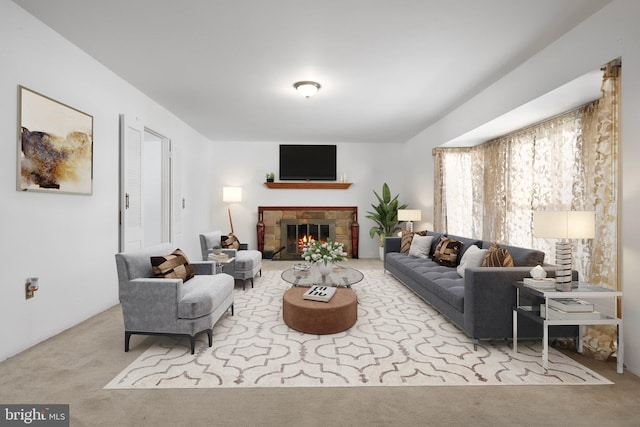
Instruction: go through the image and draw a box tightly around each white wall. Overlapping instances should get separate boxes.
[0,1,214,361]
[0,2,407,361]
[405,0,640,375]
[207,141,407,259]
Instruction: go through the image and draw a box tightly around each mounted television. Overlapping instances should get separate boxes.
[279,144,337,181]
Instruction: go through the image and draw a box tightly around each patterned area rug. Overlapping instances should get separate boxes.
[105,269,611,389]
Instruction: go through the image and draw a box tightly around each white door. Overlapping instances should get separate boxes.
[120,115,176,251]
[120,114,144,251]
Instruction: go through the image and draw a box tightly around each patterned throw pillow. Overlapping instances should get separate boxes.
[482,243,515,267]
[433,237,463,267]
[151,249,195,282]
[400,230,427,253]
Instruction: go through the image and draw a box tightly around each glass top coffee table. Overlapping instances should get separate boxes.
[281,264,364,288]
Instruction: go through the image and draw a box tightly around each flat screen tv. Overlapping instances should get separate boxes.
[279,145,337,181]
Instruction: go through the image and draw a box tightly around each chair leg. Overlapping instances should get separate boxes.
[125,331,132,352]
[207,329,213,347]
[242,279,246,291]
[230,304,234,316]
[189,335,196,355]
[250,278,254,288]
[259,269,262,277]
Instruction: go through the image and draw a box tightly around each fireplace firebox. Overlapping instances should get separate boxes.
[257,206,359,260]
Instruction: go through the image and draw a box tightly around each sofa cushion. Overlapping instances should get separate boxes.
[426,231,443,256]
[482,243,514,267]
[151,249,195,282]
[178,274,234,319]
[457,245,488,278]
[481,241,544,266]
[433,237,463,267]
[444,234,483,258]
[408,234,433,258]
[401,230,427,253]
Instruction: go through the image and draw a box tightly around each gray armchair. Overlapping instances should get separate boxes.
[115,243,234,354]
[199,231,262,290]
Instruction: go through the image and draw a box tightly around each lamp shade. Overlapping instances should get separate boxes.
[533,211,595,239]
[293,81,321,98]
[398,209,422,222]
[222,187,242,203]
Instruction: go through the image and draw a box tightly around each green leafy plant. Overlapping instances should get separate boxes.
[366,183,408,246]
[265,172,275,181]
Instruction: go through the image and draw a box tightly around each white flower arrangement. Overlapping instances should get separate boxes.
[301,238,347,265]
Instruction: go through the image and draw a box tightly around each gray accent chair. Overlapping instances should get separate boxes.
[115,243,234,354]
[199,231,262,290]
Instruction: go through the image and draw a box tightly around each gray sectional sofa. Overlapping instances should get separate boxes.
[384,232,575,347]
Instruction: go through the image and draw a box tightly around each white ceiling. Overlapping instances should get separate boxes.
[13,0,610,144]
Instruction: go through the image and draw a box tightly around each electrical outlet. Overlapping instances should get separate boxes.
[25,277,39,300]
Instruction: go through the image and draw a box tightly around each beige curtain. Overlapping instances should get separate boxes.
[433,60,620,291]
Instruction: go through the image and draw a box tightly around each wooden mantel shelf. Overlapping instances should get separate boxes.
[264,182,352,190]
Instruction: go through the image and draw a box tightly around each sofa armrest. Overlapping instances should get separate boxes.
[463,266,578,339]
[384,237,401,254]
[191,261,216,275]
[119,278,183,330]
[464,266,538,339]
[222,249,237,257]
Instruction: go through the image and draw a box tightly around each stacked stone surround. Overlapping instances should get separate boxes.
[257,206,358,259]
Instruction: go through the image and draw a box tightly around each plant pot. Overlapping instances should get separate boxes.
[379,246,385,261]
[266,178,274,183]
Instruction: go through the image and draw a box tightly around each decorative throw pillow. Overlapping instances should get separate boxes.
[482,243,515,268]
[457,245,488,278]
[433,237,463,267]
[400,230,427,253]
[408,234,434,258]
[151,249,195,282]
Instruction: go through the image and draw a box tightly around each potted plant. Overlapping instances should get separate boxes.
[301,238,347,276]
[265,172,275,182]
[211,245,222,255]
[366,183,408,260]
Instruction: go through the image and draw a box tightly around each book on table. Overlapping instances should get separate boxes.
[546,306,602,320]
[522,277,556,289]
[303,285,336,302]
[547,298,594,312]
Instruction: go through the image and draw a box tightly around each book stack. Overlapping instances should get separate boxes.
[547,298,601,320]
[302,285,337,303]
[523,277,556,290]
[208,253,229,262]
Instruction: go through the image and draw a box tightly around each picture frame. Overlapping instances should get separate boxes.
[17,85,93,195]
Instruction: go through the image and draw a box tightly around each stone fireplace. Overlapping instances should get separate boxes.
[257,206,359,260]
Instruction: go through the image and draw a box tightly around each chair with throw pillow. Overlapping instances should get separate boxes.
[115,243,234,354]
[199,231,262,290]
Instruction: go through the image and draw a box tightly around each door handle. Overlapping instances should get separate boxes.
[125,193,130,209]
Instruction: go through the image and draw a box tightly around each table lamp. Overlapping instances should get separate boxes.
[398,209,422,233]
[533,210,595,291]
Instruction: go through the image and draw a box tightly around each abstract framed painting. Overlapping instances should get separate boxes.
[17,85,93,194]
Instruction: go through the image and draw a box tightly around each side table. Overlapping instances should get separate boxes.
[208,255,235,275]
[513,281,623,374]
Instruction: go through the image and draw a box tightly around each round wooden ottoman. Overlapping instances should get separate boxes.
[282,287,357,334]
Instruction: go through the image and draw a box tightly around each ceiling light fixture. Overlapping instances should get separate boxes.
[293,81,321,98]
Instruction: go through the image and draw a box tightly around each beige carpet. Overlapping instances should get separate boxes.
[105,269,611,389]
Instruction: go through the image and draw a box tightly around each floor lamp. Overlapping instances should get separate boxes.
[398,209,422,233]
[533,210,595,291]
[222,187,242,235]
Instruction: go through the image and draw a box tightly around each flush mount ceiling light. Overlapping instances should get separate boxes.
[293,81,321,98]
